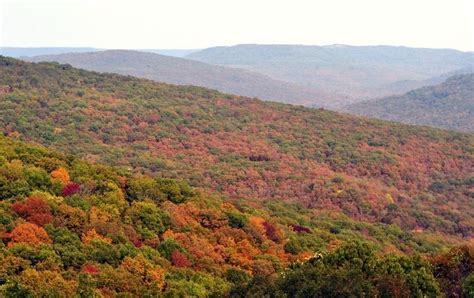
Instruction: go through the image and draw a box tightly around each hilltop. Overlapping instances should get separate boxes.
[188,44,474,105]
[26,50,338,106]
[344,74,474,132]
[0,56,472,238]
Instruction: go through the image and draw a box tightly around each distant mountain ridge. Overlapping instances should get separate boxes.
[141,49,201,57]
[26,50,341,106]
[187,44,474,104]
[0,47,101,57]
[0,47,199,58]
[343,73,474,132]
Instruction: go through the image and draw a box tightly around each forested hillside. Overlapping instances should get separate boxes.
[0,56,473,240]
[26,50,338,106]
[0,56,474,296]
[344,74,474,132]
[188,44,474,105]
[0,130,473,296]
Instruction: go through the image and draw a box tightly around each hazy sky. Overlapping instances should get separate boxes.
[1,0,473,51]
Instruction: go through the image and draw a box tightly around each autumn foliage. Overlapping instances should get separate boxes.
[81,229,113,244]
[50,167,70,185]
[11,196,53,226]
[82,264,99,274]
[0,57,472,297]
[0,57,472,239]
[61,182,80,197]
[171,250,192,268]
[8,223,51,247]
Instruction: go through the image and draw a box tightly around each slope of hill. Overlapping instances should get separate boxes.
[26,50,341,107]
[188,44,474,104]
[0,56,473,240]
[0,135,472,296]
[343,74,474,132]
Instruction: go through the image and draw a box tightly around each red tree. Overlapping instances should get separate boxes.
[171,250,192,268]
[82,264,100,274]
[11,196,53,226]
[62,182,81,197]
[263,221,280,242]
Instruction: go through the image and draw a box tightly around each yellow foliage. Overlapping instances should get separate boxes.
[120,256,165,290]
[0,255,30,281]
[82,229,113,244]
[15,269,77,297]
[30,190,63,205]
[385,193,394,204]
[56,204,87,233]
[89,206,118,225]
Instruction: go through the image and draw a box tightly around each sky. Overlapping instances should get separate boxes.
[1,0,473,51]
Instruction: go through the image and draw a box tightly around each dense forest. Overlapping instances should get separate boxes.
[344,74,474,132]
[0,56,473,296]
[0,57,472,237]
[0,125,473,296]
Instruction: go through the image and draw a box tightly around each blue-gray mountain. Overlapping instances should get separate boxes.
[187,44,474,104]
[342,74,474,132]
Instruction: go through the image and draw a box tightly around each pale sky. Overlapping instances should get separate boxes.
[1,0,473,51]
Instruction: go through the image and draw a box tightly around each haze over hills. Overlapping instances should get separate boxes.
[188,44,474,104]
[1,56,473,237]
[380,66,474,95]
[13,45,474,110]
[26,50,340,106]
[343,73,474,132]
[0,47,101,57]
[0,47,199,58]
[141,49,201,57]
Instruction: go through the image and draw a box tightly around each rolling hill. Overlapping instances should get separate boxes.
[343,74,474,132]
[26,50,340,107]
[188,44,474,105]
[0,56,473,239]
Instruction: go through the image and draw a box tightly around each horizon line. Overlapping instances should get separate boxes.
[1,43,473,53]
